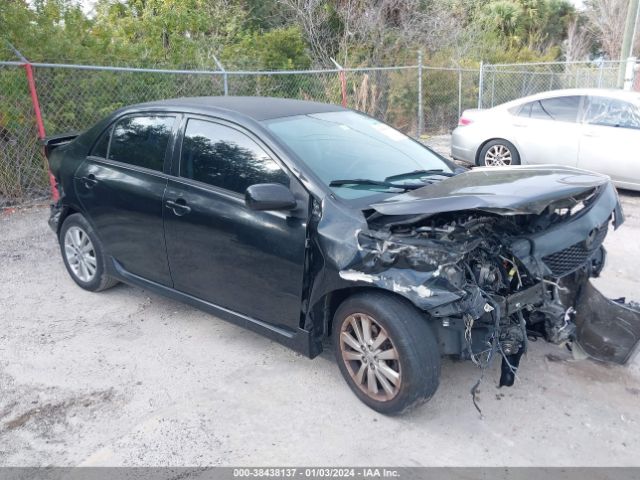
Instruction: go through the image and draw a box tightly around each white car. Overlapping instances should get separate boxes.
[451,88,640,191]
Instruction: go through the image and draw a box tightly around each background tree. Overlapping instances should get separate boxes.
[6,0,639,67]
[563,14,594,61]
[583,0,628,59]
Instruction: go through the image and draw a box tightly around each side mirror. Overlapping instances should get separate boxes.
[245,183,297,211]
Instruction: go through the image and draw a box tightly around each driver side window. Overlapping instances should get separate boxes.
[179,119,289,194]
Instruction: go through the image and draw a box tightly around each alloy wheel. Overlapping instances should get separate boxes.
[484,144,513,166]
[339,313,401,402]
[64,226,97,282]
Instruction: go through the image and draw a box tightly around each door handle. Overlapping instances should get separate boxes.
[165,198,191,216]
[81,174,98,189]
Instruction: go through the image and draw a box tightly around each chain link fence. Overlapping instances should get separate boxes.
[33,65,227,135]
[1,58,638,207]
[422,67,481,135]
[478,60,638,109]
[0,63,49,207]
[0,62,434,207]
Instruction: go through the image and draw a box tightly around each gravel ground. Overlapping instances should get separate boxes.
[422,134,452,159]
[1,189,640,467]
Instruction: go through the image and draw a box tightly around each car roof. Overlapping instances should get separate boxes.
[131,96,347,121]
[495,88,640,110]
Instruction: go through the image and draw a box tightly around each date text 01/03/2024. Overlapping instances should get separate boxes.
[232,468,400,478]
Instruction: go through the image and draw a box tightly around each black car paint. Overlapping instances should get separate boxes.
[47,97,640,368]
[75,155,174,286]
[49,107,313,352]
[370,166,618,217]
[162,174,309,332]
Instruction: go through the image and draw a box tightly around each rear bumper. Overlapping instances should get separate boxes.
[48,200,63,234]
[450,127,478,164]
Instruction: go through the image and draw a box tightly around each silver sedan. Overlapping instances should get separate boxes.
[451,88,640,191]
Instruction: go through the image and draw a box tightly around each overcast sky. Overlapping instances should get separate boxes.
[78,0,97,16]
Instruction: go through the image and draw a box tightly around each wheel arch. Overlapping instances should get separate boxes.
[309,286,431,341]
[54,198,101,243]
[55,204,82,236]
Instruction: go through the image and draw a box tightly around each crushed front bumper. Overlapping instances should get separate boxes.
[509,182,624,279]
[574,281,640,365]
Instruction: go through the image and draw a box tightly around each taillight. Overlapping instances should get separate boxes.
[458,117,473,126]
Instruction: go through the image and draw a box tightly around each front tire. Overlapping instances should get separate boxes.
[478,139,520,166]
[59,213,118,292]
[332,292,441,415]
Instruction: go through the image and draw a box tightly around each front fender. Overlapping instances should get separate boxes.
[336,268,463,312]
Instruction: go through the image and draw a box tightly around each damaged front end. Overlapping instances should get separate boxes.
[336,167,640,386]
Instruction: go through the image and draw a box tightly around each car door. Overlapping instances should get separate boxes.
[75,114,177,286]
[163,117,309,331]
[578,96,640,188]
[511,95,584,166]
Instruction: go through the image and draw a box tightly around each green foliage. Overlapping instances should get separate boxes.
[0,0,600,202]
[477,0,574,57]
[1,0,311,69]
[1,0,577,67]
[223,27,311,70]
[2,0,99,62]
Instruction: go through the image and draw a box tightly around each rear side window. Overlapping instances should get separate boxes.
[516,103,532,117]
[90,127,111,158]
[180,119,289,194]
[519,96,581,122]
[584,97,640,129]
[108,115,175,171]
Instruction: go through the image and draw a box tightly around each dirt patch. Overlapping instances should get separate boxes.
[3,389,116,433]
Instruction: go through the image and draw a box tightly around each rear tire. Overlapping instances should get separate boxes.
[59,213,118,292]
[478,139,520,166]
[332,291,441,415]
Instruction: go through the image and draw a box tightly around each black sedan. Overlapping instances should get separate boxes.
[46,97,640,414]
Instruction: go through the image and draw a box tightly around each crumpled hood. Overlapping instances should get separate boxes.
[370,165,611,216]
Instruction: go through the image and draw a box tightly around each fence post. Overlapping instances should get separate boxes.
[417,50,423,137]
[8,38,61,203]
[623,57,637,90]
[6,40,59,201]
[477,61,484,109]
[212,54,228,95]
[618,0,640,87]
[330,58,347,107]
[457,68,462,119]
[598,61,604,88]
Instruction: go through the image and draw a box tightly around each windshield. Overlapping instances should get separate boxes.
[263,111,452,199]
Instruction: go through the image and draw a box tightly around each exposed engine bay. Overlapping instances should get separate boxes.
[361,208,605,385]
[335,179,640,404]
